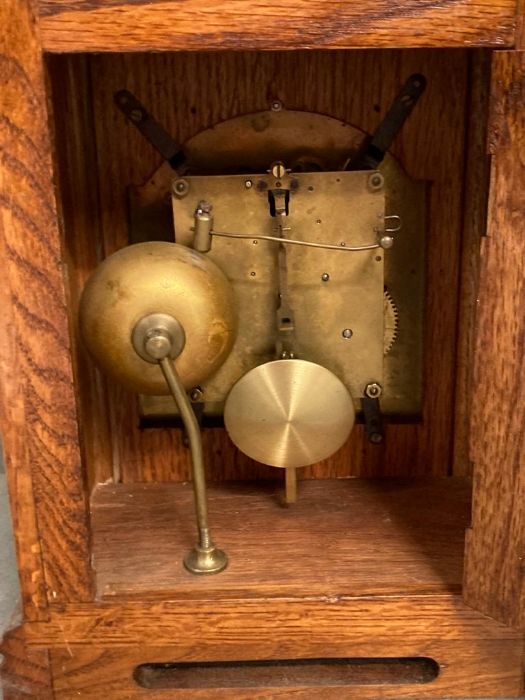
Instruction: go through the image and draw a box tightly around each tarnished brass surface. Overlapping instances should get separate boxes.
[183,111,362,174]
[133,110,425,417]
[174,170,385,405]
[79,241,237,395]
[159,355,228,575]
[224,360,355,468]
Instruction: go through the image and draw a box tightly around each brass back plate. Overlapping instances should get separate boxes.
[173,170,384,407]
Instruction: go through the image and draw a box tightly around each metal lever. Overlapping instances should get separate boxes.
[361,395,384,444]
[132,315,228,575]
[273,188,298,503]
[114,89,187,171]
[346,73,427,171]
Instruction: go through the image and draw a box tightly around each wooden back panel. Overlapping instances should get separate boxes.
[48,49,473,486]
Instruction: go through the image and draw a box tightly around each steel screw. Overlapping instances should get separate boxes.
[190,387,204,402]
[173,179,189,198]
[144,329,172,361]
[368,172,384,191]
[365,382,383,399]
[342,328,353,339]
[271,100,283,112]
[321,273,330,282]
[245,180,253,189]
[380,235,394,249]
[196,200,212,215]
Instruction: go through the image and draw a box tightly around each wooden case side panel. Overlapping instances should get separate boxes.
[46,54,114,489]
[0,0,92,604]
[452,49,492,476]
[36,0,517,53]
[0,629,53,700]
[464,50,525,628]
[68,49,468,482]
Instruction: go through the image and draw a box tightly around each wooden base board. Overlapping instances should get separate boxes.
[20,595,524,698]
[10,478,523,698]
[91,477,471,599]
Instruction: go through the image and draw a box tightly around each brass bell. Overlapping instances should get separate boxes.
[79,241,236,395]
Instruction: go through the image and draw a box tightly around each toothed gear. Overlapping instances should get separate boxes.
[384,290,399,355]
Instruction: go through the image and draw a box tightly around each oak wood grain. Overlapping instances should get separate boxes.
[90,478,470,600]
[0,0,92,604]
[51,49,470,483]
[46,54,115,488]
[0,629,53,700]
[0,0,50,623]
[452,49,492,476]
[464,50,525,628]
[36,0,517,53]
[518,0,525,47]
[48,639,523,699]
[24,594,522,648]
[25,595,525,697]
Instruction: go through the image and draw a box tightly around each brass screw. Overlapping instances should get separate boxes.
[271,162,287,179]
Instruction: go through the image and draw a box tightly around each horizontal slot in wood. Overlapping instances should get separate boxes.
[134,657,440,689]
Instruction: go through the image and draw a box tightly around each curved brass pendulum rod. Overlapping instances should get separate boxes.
[132,314,228,575]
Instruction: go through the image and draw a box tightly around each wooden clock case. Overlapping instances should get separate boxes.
[0,0,524,697]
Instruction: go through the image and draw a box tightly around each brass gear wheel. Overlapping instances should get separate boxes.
[384,289,399,355]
